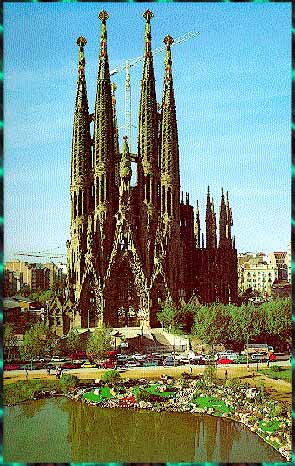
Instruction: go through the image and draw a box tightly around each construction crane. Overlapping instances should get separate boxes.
[110,30,200,155]
[15,250,66,265]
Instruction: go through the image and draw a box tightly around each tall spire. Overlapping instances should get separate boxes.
[211,198,217,248]
[92,10,118,274]
[194,199,201,248]
[111,82,120,186]
[226,191,233,245]
[71,36,92,199]
[159,35,180,219]
[219,187,227,248]
[137,9,159,277]
[93,10,117,206]
[68,35,93,303]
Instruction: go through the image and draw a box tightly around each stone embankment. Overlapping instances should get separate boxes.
[74,376,291,462]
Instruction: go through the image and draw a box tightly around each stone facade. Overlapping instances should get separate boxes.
[67,10,238,329]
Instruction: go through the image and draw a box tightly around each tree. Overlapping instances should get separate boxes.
[156,299,177,331]
[3,324,18,361]
[100,369,121,385]
[193,304,232,347]
[20,322,58,367]
[86,324,113,361]
[66,329,81,356]
[175,302,198,334]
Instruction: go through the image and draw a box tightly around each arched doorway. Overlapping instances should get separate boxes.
[104,254,141,327]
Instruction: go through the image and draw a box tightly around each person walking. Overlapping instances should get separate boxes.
[25,366,29,380]
[225,369,228,381]
[47,366,51,376]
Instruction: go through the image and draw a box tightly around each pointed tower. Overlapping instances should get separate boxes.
[219,188,227,248]
[194,199,201,248]
[158,34,181,299]
[137,9,159,277]
[211,198,217,248]
[111,82,120,187]
[67,36,93,302]
[226,191,233,246]
[92,10,118,275]
[159,35,180,222]
[206,186,214,248]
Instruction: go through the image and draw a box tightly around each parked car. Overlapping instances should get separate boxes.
[236,355,248,364]
[269,353,277,362]
[100,360,115,369]
[81,361,97,369]
[51,356,66,363]
[143,360,159,367]
[251,353,268,362]
[217,357,234,364]
[126,360,141,368]
[4,363,21,371]
[61,362,81,369]
[191,356,206,365]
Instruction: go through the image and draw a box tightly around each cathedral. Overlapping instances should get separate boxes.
[66,9,238,330]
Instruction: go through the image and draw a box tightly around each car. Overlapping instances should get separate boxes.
[81,361,97,368]
[251,353,268,362]
[126,360,141,367]
[191,356,206,365]
[61,362,81,369]
[217,357,234,364]
[4,363,21,371]
[51,356,66,363]
[236,355,248,364]
[269,353,277,362]
[143,360,159,367]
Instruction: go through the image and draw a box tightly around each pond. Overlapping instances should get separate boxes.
[4,397,284,463]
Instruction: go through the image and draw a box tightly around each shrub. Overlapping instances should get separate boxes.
[59,373,79,393]
[203,363,217,383]
[270,365,281,373]
[100,369,121,385]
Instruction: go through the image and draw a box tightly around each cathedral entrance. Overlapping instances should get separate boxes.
[79,275,98,329]
[150,274,168,328]
[104,255,141,327]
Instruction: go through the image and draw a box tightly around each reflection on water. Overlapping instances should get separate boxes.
[4,397,284,463]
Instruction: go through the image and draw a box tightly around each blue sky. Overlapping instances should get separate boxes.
[4,3,291,264]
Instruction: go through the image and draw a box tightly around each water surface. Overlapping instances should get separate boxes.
[4,397,284,463]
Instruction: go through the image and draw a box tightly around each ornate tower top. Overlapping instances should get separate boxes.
[164,35,174,83]
[99,9,109,23]
[143,9,154,57]
[77,36,86,82]
[164,35,174,48]
[99,10,109,60]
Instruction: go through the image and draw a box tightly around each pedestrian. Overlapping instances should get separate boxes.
[225,369,228,381]
[47,366,51,376]
[25,366,29,380]
[267,359,270,368]
[190,366,192,374]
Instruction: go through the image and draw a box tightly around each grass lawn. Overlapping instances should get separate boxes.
[193,396,233,414]
[259,419,281,433]
[258,367,291,383]
[133,384,176,398]
[83,387,113,403]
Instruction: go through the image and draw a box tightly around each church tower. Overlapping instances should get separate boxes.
[67,36,93,304]
[92,10,118,277]
[137,10,160,279]
[158,35,182,300]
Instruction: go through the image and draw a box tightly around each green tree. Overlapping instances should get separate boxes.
[265,299,291,346]
[66,329,81,356]
[86,324,113,361]
[20,322,58,367]
[3,324,18,361]
[175,302,197,334]
[100,369,121,385]
[156,299,177,331]
[193,303,232,347]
